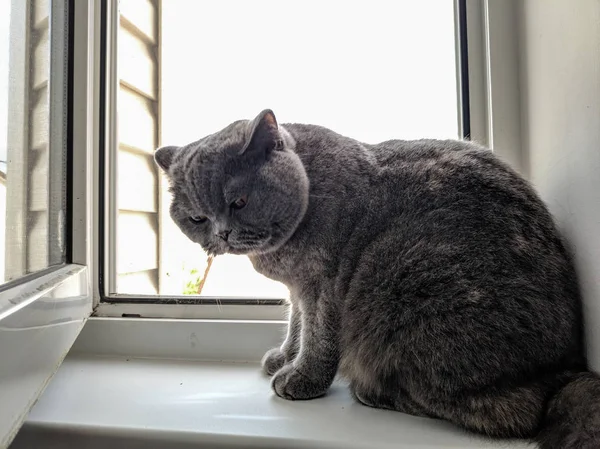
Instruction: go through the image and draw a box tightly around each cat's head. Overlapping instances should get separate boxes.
[154,109,309,256]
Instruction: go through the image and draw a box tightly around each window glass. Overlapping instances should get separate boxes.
[112,0,458,298]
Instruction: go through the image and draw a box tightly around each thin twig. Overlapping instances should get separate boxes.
[196,255,214,295]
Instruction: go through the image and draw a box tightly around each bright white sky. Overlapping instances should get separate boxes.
[161,0,459,146]
[159,0,459,297]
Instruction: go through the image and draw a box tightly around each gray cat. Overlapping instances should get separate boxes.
[155,109,600,448]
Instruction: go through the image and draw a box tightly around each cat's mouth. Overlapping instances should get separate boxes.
[204,239,271,257]
[206,226,286,256]
[227,240,271,255]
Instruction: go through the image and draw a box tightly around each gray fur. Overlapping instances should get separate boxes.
[156,109,600,447]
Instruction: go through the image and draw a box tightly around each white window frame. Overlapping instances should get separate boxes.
[463,0,523,173]
[0,0,99,446]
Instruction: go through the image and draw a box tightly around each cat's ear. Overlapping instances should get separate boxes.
[155,145,178,172]
[239,109,284,158]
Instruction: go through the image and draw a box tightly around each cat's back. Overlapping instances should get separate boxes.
[369,137,510,182]
[283,126,555,258]
[362,137,559,265]
[367,138,545,216]
[284,124,512,188]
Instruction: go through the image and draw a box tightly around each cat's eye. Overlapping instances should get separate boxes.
[230,195,248,210]
[188,215,208,224]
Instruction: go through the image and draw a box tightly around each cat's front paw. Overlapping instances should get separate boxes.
[261,348,286,376]
[271,364,329,400]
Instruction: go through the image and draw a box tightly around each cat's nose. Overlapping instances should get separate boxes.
[216,229,232,241]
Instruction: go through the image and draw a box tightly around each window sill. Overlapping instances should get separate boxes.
[14,355,529,448]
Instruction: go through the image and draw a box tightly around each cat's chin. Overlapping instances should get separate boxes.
[227,234,293,256]
[227,242,272,256]
[220,224,299,256]
[202,240,273,257]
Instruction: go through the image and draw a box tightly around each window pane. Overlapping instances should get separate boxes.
[112,0,458,297]
[0,0,69,286]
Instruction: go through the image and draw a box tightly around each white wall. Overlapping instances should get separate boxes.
[517,0,600,369]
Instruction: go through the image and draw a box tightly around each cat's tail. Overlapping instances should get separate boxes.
[536,371,600,449]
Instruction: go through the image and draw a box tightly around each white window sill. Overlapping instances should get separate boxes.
[14,357,530,448]
[12,318,530,448]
